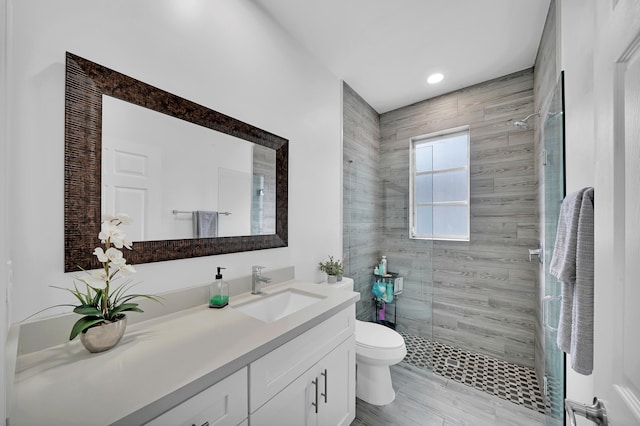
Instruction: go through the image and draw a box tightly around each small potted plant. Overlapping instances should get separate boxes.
[53,214,161,353]
[318,255,344,283]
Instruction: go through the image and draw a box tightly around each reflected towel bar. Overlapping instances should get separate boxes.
[172,210,232,216]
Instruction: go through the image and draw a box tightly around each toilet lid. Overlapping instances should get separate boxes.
[356,320,405,349]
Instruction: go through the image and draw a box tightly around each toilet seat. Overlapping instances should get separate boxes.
[355,320,404,349]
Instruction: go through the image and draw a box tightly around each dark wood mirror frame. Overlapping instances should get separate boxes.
[64,52,288,272]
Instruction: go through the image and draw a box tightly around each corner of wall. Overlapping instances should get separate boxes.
[1,0,10,420]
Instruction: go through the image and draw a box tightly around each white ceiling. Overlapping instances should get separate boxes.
[253,0,551,114]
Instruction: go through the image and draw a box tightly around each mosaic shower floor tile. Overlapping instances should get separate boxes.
[399,332,548,415]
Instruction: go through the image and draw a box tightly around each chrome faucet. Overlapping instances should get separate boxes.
[252,265,272,295]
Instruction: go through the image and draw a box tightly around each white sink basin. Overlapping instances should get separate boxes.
[234,289,325,323]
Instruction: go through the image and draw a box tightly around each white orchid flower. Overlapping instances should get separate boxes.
[101,214,115,222]
[104,247,125,264]
[98,221,118,243]
[118,264,136,275]
[111,236,133,250]
[115,213,132,225]
[122,238,133,250]
[99,222,132,250]
[93,247,108,263]
[82,269,108,287]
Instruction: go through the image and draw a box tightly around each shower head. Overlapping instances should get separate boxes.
[513,111,540,130]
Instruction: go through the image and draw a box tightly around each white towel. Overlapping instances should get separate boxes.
[549,187,594,375]
[193,210,219,238]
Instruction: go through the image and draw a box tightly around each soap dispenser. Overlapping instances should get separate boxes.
[209,267,229,308]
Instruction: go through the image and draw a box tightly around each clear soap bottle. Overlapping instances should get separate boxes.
[209,267,228,308]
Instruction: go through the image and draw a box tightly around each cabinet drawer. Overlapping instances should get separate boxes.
[145,367,247,426]
[249,305,355,412]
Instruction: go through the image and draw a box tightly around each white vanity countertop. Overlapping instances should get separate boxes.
[9,280,359,426]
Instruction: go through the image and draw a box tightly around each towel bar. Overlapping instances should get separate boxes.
[565,397,608,426]
[172,210,231,216]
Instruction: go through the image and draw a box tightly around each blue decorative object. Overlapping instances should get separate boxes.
[372,280,386,298]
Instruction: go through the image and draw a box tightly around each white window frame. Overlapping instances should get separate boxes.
[409,125,470,241]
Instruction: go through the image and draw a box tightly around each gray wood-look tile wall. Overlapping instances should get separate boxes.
[253,145,276,235]
[344,69,540,368]
[343,83,381,322]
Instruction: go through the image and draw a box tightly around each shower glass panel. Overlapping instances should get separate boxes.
[543,71,566,425]
[344,158,382,322]
[343,155,433,377]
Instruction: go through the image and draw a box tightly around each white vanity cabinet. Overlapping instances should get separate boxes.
[144,367,248,426]
[9,280,360,426]
[249,306,356,426]
[250,336,355,426]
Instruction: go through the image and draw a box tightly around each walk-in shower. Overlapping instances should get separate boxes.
[344,157,546,413]
[342,73,564,422]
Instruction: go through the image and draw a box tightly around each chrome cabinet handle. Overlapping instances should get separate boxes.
[321,369,328,403]
[565,397,608,426]
[312,378,319,413]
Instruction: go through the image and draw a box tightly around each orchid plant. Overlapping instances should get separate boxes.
[55,214,160,340]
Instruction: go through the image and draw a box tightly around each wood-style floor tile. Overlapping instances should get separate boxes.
[352,364,545,426]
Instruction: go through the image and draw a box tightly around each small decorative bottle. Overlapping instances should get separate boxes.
[209,267,229,308]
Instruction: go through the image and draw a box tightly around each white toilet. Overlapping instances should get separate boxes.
[328,277,406,405]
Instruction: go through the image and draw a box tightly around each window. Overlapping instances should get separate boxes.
[410,126,470,241]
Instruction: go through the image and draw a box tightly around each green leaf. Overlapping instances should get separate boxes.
[109,303,142,316]
[118,294,163,305]
[73,305,103,316]
[69,317,105,341]
[50,285,87,305]
[109,280,136,304]
[91,288,104,306]
[20,303,78,322]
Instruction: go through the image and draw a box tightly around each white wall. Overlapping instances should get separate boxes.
[1,0,9,420]
[5,0,343,324]
[561,0,596,190]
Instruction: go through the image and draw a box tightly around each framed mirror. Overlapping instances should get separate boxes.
[65,52,288,272]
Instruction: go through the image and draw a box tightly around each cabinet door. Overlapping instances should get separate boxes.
[317,336,356,426]
[145,368,247,426]
[251,336,356,426]
[250,367,316,426]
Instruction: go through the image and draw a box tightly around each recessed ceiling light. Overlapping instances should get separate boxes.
[427,73,444,84]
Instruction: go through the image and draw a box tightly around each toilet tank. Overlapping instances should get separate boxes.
[326,277,354,291]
